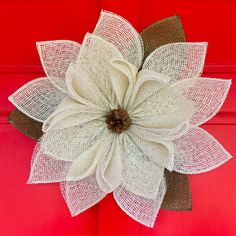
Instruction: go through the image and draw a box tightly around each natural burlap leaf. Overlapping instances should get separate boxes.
[161,169,192,211]
[8,108,43,140]
[140,15,186,59]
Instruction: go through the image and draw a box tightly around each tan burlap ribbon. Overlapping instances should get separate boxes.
[8,15,192,211]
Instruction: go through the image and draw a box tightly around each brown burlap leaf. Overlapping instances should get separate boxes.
[8,108,43,140]
[161,169,192,211]
[140,15,186,60]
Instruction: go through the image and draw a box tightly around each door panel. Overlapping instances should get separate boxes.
[0,0,235,235]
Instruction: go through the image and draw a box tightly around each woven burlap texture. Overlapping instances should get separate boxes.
[8,108,43,140]
[161,169,192,210]
[8,10,232,228]
[141,15,186,59]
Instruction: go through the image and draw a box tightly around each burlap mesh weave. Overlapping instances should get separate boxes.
[141,16,186,59]
[8,108,43,140]
[161,169,192,211]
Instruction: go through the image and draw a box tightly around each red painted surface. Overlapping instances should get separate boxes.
[0,0,236,235]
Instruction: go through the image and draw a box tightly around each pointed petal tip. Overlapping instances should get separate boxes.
[174,127,233,174]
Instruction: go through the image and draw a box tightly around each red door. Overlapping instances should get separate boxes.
[0,0,236,235]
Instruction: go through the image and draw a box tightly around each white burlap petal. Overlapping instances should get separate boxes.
[37,40,81,92]
[28,141,71,183]
[127,69,170,110]
[121,133,165,199]
[65,63,110,112]
[41,120,108,161]
[94,10,144,68]
[113,178,166,228]
[66,141,102,181]
[143,42,207,83]
[174,127,232,174]
[129,122,189,142]
[60,175,107,216]
[127,131,175,171]
[42,96,104,132]
[130,87,194,129]
[109,58,137,108]
[171,78,232,126]
[8,77,65,122]
[76,33,123,108]
[67,134,121,193]
[96,135,122,193]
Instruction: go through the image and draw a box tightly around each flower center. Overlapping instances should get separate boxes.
[105,108,131,134]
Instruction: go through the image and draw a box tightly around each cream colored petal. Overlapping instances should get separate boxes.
[41,120,108,161]
[8,77,65,122]
[129,122,189,142]
[174,127,232,174]
[109,58,137,108]
[65,63,110,112]
[120,133,165,199]
[96,135,122,193]
[66,141,102,181]
[130,87,194,129]
[76,33,123,108]
[67,134,122,192]
[171,78,232,126]
[127,131,175,171]
[42,96,104,132]
[94,10,144,68]
[36,40,81,92]
[143,42,207,83]
[114,177,166,228]
[28,141,71,184]
[127,69,170,110]
[60,175,107,216]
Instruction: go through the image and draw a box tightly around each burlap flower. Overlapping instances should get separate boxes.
[8,11,232,227]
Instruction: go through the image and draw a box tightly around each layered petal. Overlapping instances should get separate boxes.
[127,130,175,170]
[171,78,231,126]
[130,87,194,129]
[67,134,122,193]
[174,127,232,174]
[143,42,207,83]
[66,141,102,181]
[41,120,108,161]
[127,69,170,109]
[76,33,123,107]
[120,133,165,199]
[96,135,122,193]
[28,141,71,183]
[8,77,65,122]
[113,178,166,228]
[109,58,137,108]
[94,10,144,68]
[140,15,186,59]
[65,63,110,112]
[60,175,107,216]
[37,40,81,92]
[129,122,189,142]
[42,96,104,132]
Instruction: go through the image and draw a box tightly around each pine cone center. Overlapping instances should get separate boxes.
[105,108,131,133]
